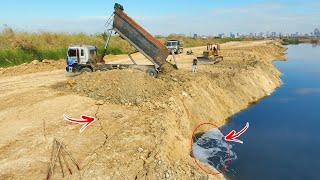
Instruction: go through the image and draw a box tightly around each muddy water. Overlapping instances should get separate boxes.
[195,44,320,180]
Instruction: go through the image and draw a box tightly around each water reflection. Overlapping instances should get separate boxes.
[295,87,320,95]
[206,44,320,180]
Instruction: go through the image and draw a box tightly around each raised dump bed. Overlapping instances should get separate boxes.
[112,3,169,69]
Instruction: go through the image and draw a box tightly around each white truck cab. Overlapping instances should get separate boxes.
[66,45,98,72]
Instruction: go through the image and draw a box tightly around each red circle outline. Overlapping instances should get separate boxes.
[190,122,231,176]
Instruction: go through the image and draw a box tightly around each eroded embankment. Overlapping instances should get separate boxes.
[52,41,286,179]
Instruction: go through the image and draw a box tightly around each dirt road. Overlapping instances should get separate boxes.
[0,41,286,179]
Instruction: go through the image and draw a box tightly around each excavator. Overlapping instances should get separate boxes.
[66,3,171,77]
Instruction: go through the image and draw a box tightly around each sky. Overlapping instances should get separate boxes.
[1,0,319,35]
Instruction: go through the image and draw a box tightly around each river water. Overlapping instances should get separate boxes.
[193,44,320,180]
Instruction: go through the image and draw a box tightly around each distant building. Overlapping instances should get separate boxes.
[290,32,300,38]
[218,33,225,38]
[314,28,320,37]
[193,33,198,39]
[258,32,264,38]
[230,32,235,38]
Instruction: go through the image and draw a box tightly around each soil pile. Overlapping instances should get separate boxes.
[63,69,174,106]
[0,59,65,76]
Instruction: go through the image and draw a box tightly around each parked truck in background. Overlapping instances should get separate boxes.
[166,40,184,54]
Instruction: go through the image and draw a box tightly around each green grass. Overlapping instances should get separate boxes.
[0,28,133,67]
[0,28,253,68]
[0,46,127,67]
[0,48,68,67]
[281,38,301,45]
[0,49,34,67]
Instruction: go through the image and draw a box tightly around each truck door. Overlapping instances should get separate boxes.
[79,48,86,64]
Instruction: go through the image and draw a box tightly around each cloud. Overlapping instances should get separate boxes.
[208,2,320,33]
[16,16,110,34]
[79,16,108,21]
[275,97,296,103]
[212,2,285,15]
[4,1,320,35]
[121,1,320,35]
[295,88,320,95]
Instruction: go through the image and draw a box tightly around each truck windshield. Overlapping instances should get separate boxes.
[166,42,178,46]
[68,49,77,57]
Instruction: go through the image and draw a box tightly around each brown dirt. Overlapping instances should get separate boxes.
[57,69,174,106]
[0,40,286,180]
[0,59,65,77]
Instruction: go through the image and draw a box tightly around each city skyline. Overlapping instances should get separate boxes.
[166,28,320,39]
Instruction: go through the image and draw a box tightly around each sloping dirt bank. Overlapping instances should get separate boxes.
[0,40,286,179]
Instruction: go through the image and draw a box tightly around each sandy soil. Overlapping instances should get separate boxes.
[0,40,286,180]
[0,60,66,77]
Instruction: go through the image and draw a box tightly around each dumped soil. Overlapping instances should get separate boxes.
[0,40,286,180]
[60,70,174,106]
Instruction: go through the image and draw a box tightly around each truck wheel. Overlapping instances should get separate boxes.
[80,67,92,73]
[147,69,158,78]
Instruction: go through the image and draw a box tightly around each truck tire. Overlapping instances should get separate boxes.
[147,68,158,78]
[80,67,92,73]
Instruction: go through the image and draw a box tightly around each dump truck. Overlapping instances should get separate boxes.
[66,3,170,77]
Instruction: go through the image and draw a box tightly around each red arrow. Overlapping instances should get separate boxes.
[224,122,249,144]
[63,114,96,133]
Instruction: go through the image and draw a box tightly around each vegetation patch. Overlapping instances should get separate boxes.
[281,38,301,45]
[0,28,253,67]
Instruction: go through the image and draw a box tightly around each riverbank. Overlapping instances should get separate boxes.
[0,40,286,179]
